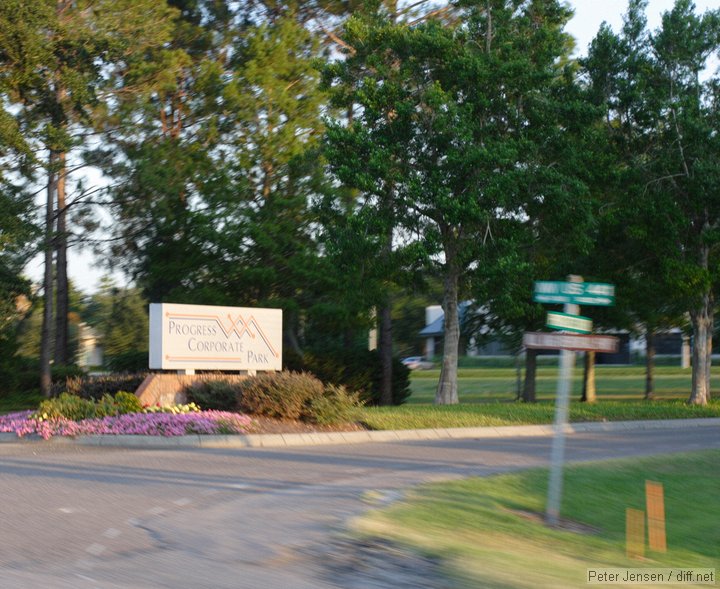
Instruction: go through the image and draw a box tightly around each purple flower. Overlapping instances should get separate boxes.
[0,410,253,439]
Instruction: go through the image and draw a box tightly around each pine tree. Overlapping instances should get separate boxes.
[0,0,176,395]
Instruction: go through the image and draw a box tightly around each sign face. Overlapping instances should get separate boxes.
[534,281,615,306]
[149,303,282,371]
[546,311,593,334]
[523,332,619,353]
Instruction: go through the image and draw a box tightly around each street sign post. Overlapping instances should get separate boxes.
[532,277,616,527]
[534,281,615,306]
[546,311,592,334]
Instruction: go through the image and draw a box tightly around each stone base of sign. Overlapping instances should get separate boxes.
[135,373,248,408]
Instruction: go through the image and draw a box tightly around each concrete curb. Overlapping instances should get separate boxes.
[0,418,717,449]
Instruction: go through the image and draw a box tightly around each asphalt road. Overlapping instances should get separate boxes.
[0,428,717,589]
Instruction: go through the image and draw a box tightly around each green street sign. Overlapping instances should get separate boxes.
[546,311,592,334]
[533,281,615,306]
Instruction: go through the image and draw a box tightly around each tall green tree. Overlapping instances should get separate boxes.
[97,0,230,306]
[0,0,176,394]
[325,0,583,404]
[216,16,329,352]
[585,0,720,405]
[0,182,35,371]
[104,5,335,361]
[318,0,457,405]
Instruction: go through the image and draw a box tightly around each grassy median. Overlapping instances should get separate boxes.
[353,451,720,588]
[354,366,720,429]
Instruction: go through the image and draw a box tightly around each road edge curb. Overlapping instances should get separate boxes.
[0,417,717,449]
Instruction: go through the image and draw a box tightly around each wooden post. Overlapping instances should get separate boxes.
[582,351,596,402]
[646,481,667,552]
[626,508,645,559]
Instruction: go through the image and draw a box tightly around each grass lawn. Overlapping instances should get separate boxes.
[407,365,708,403]
[353,451,720,588]
[357,400,720,430]
[354,366,720,429]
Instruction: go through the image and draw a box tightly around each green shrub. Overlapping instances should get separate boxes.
[34,391,144,421]
[0,360,87,397]
[281,348,305,372]
[113,391,143,414]
[105,351,148,373]
[52,373,147,399]
[0,356,41,396]
[185,380,239,411]
[94,394,120,418]
[35,393,97,421]
[52,364,87,381]
[300,350,411,406]
[308,385,360,425]
[238,371,324,420]
[237,372,361,424]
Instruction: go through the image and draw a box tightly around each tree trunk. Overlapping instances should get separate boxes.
[435,245,459,404]
[581,351,596,402]
[54,150,70,366]
[689,289,713,405]
[645,329,655,400]
[522,348,537,403]
[377,187,394,406]
[379,303,393,406]
[40,154,56,397]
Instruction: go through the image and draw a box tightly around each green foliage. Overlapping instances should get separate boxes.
[14,284,85,362]
[0,347,36,396]
[79,282,149,370]
[0,358,85,397]
[357,399,720,431]
[308,384,360,425]
[185,380,238,411]
[53,373,147,400]
[113,391,143,414]
[0,390,43,413]
[234,371,361,424]
[583,0,720,404]
[97,288,149,360]
[105,351,148,373]
[0,182,35,390]
[35,393,96,421]
[300,349,412,406]
[238,371,325,420]
[51,364,87,382]
[324,1,585,403]
[35,391,144,421]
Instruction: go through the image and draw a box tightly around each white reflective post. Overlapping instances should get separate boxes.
[545,275,581,526]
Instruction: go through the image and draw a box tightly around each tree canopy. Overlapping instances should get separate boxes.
[1,0,719,406]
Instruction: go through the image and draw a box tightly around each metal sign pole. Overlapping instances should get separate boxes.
[545,276,581,526]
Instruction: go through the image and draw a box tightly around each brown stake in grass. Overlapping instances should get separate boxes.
[626,508,645,559]
[646,481,667,553]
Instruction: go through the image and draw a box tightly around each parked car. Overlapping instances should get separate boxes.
[401,356,434,370]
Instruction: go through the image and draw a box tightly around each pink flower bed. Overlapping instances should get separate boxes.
[0,410,253,440]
